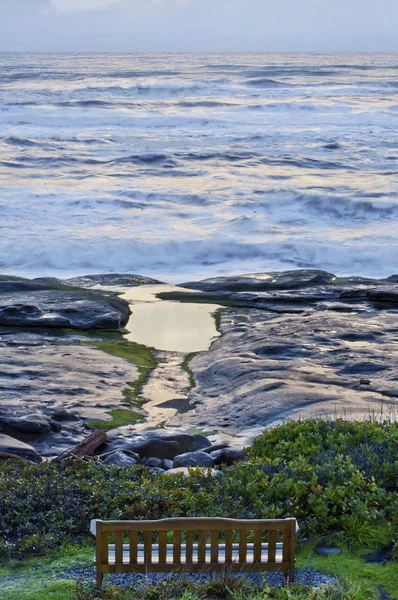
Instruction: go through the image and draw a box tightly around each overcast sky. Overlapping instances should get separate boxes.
[0,0,397,52]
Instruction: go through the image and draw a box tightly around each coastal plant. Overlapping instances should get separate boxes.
[74,578,380,600]
[0,420,397,559]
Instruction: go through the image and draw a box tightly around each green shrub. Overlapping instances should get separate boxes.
[0,419,397,559]
[74,577,380,600]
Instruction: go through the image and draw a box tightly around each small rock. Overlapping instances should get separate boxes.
[52,410,79,422]
[102,451,137,466]
[360,378,371,385]
[162,459,174,470]
[145,457,163,468]
[173,451,214,468]
[147,467,166,473]
[210,448,246,466]
[316,546,342,556]
[364,546,393,564]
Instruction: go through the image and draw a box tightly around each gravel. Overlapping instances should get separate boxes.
[59,564,336,590]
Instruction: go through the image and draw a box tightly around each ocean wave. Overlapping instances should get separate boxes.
[299,194,398,221]
[244,77,289,87]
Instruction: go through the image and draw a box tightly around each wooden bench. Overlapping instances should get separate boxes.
[90,517,297,589]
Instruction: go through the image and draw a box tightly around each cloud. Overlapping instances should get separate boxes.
[51,0,123,13]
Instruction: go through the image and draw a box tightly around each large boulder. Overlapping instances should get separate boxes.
[159,433,211,455]
[124,438,180,460]
[173,451,214,468]
[0,276,130,329]
[0,434,41,462]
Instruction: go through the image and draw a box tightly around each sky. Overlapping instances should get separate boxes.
[0,0,397,52]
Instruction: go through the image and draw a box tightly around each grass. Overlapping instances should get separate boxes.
[1,539,395,600]
[0,544,92,600]
[297,543,398,598]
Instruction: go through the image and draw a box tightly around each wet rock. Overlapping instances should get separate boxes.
[162,459,174,470]
[202,443,230,454]
[209,448,246,466]
[102,450,138,466]
[316,546,342,556]
[0,276,130,329]
[180,270,336,292]
[173,451,214,468]
[367,290,398,303]
[125,439,180,460]
[122,433,210,460]
[58,273,163,289]
[364,546,393,564]
[145,457,163,468]
[147,467,166,473]
[51,410,80,422]
[1,414,52,435]
[0,434,41,462]
[160,433,211,454]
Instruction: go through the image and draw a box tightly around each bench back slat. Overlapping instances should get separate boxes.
[253,530,262,563]
[173,531,182,564]
[238,530,247,563]
[268,530,277,563]
[198,530,207,564]
[115,531,123,565]
[159,531,167,564]
[144,531,152,563]
[129,531,138,564]
[186,531,194,563]
[211,530,219,563]
[225,530,233,563]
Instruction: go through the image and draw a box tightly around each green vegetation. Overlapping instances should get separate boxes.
[182,352,199,388]
[0,420,396,561]
[297,544,398,598]
[214,306,228,333]
[0,544,91,600]
[85,340,157,430]
[89,409,144,432]
[75,576,380,600]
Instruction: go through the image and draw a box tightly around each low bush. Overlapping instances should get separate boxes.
[74,576,379,600]
[0,419,397,558]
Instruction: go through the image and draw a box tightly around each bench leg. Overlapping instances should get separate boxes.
[96,570,103,589]
[283,569,295,587]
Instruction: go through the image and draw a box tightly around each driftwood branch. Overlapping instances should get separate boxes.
[54,429,107,461]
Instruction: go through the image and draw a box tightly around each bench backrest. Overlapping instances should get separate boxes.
[93,517,296,578]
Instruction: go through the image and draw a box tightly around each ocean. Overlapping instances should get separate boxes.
[0,52,397,282]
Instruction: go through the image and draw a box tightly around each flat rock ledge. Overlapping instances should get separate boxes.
[0,275,130,329]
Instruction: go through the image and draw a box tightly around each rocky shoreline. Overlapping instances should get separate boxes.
[1,269,398,464]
